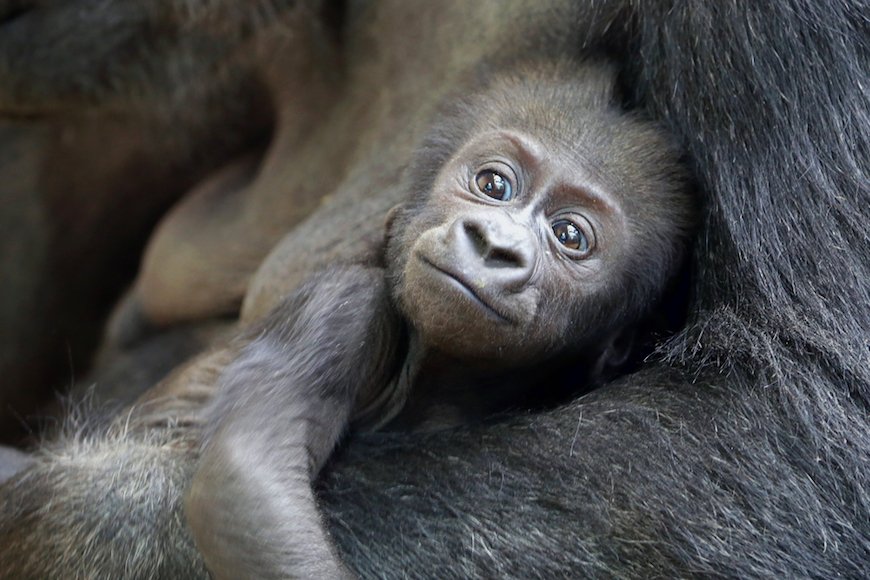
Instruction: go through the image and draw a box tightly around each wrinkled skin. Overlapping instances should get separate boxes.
[0,1,868,578]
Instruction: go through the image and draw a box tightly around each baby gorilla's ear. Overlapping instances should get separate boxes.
[591,328,636,380]
[384,203,408,239]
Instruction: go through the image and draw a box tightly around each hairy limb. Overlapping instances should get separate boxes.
[319,364,869,579]
[186,265,403,579]
[2,361,865,579]
[0,0,327,113]
[0,426,208,579]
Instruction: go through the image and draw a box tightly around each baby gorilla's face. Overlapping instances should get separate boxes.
[391,128,635,365]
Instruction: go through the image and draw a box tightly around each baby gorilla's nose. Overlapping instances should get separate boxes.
[451,213,536,290]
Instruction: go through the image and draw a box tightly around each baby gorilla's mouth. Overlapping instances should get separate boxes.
[419,257,512,324]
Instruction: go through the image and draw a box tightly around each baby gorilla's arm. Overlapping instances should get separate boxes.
[186,265,402,580]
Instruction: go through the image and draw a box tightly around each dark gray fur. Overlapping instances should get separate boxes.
[0,1,867,579]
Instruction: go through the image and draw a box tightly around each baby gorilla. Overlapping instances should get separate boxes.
[186,60,696,579]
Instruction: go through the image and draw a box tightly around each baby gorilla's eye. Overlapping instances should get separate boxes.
[552,219,590,255]
[475,169,514,201]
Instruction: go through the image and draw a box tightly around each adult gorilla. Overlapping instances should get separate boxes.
[0,1,867,578]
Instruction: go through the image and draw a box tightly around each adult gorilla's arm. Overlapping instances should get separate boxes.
[323,374,822,577]
[0,0,321,113]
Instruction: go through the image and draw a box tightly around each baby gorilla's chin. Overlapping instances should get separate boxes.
[399,255,542,362]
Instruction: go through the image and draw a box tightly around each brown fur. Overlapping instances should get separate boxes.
[0,1,866,578]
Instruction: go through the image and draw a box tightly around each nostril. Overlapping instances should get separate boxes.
[487,247,524,268]
[462,221,489,256]
[460,219,529,269]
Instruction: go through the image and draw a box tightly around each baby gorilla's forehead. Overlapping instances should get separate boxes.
[474,85,687,205]
[528,112,692,243]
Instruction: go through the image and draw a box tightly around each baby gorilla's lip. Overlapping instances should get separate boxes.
[418,256,513,324]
